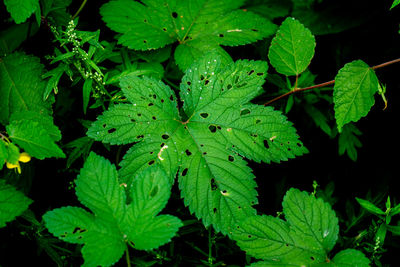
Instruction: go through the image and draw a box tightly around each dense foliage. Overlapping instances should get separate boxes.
[1,0,399,266]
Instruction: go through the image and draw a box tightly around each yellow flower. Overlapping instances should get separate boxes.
[6,152,31,174]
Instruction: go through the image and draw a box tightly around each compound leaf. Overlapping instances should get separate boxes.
[0,179,32,228]
[3,0,39,24]
[282,188,339,252]
[88,52,306,235]
[0,52,53,125]
[100,0,277,70]
[232,188,365,266]
[43,152,182,267]
[333,60,379,132]
[268,17,316,76]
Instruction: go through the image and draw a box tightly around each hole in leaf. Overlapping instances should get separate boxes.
[200,74,205,80]
[238,206,241,209]
[219,33,224,37]
[217,126,221,130]
[170,95,174,101]
[137,135,144,139]
[202,151,207,155]
[162,27,167,32]
[148,160,155,165]
[248,235,252,238]
[137,113,142,117]
[72,227,81,234]
[208,125,217,133]
[150,186,159,197]
[148,103,154,106]
[227,84,232,90]
[222,190,227,194]
[143,19,148,23]
[172,12,178,18]
[200,113,209,118]
[150,151,154,154]
[228,155,234,162]
[182,168,188,176]
[205,79,210,85]
[162,134,169,140]
[255,119,261,124]
[152,116,157,120]
[143,40,147,43]
[256,72,263,76]
[161,99,164,103]
[108,128,116,134]
[251,29,258,32]
[213,208,217,214]
[297,143,302,147]
[131,119,136,123]
[240,109,250,116]
[187,81,191,86]
[248,70,254,75]
[285,243,289,247]
[102,124,106,128]
[263,140,269,149]
[185,149,192,156]
[160,142,165,147]
[310,256,315,261]
[152,94,157,99]
[211,178,217,191]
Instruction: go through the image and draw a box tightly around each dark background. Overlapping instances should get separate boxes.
[1,0,399,266]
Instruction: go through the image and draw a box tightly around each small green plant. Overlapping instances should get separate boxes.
[1,0,399,266]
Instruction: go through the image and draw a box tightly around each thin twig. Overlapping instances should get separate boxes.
[264,57,400,106]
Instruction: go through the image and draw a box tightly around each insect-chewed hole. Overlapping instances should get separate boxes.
[256,72,263,76]
[213,208,217,214]
[137,113,142,117]
[148,102,154,106]
[208,125,217,133]
[251,29,258,32]
[172,12,178,18]
[187,81,191,86]
[211,178,218,191]
[148,160,155,165]
[185,149,192,156]
[200,74,205,80]
[162,134,169,140]
[263,140,269,149]
[227,84,232,90]
[205,79,210,85]
[152,94,157,99]
[248,235,252,238]
[200,112,209,118]
[310,256,315,261]
[162,27,167,32]
[152,116,157,120]
[228,155,234,162]
[143,40,147,43]
[170,95,174,101]
[137,135,144,139]
[297,143,302,147]
[248,70,255,75]
[102,124,106,128]
[161,99,164,103]
[182,168,188,176]
[108,128,116,134]
[150,186,159,197]
[240,108,250,116]
[143,19,148,23]
[130,119,136,123]
[255,119,261,124]
[218,33,224,37]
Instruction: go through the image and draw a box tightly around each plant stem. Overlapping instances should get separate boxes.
[125,245,131,267]
[72,0,88,20]
[264,57,400,106]
[208,227,213,266]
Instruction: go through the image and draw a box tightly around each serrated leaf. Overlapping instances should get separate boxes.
[0,179,32,227]
[100,0,277,70]
[232,215,325,265]
[7,119,65,160]
[282,188,339,252]
[3,0,39,24]
[268,17,316,76]
[89,52,306,235]
[43,152,182,267]
[0,52,53,125]
[0,22,39,56]
[356,197,385,216]
[332,249,370,267]
[232,188,356,266]
[6,142,20,164]
[338,123,362,161]
[333,60,379,132]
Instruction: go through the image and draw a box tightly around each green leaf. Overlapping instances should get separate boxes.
[332,249,370,267]
[100,0,277,70]
[391,0,400,9]
[0,52,53,125]
[43,152,182,266]
[390,203,400,216]
[338,123,362,161]
[0,141,7,170]
[89,52,307,235]
[83,78,93,114]
[3,0,39,24]
[0,179,32,227]
[356,197,385,216]
[6,142,20,164]
[232,188,342,266]
[268,17,316,76]
[7,119,65,160]
[386,224,400,235]
[333,60,379,132]
[0,22,39,56]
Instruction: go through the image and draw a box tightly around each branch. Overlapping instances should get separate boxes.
[264,57,400,106]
